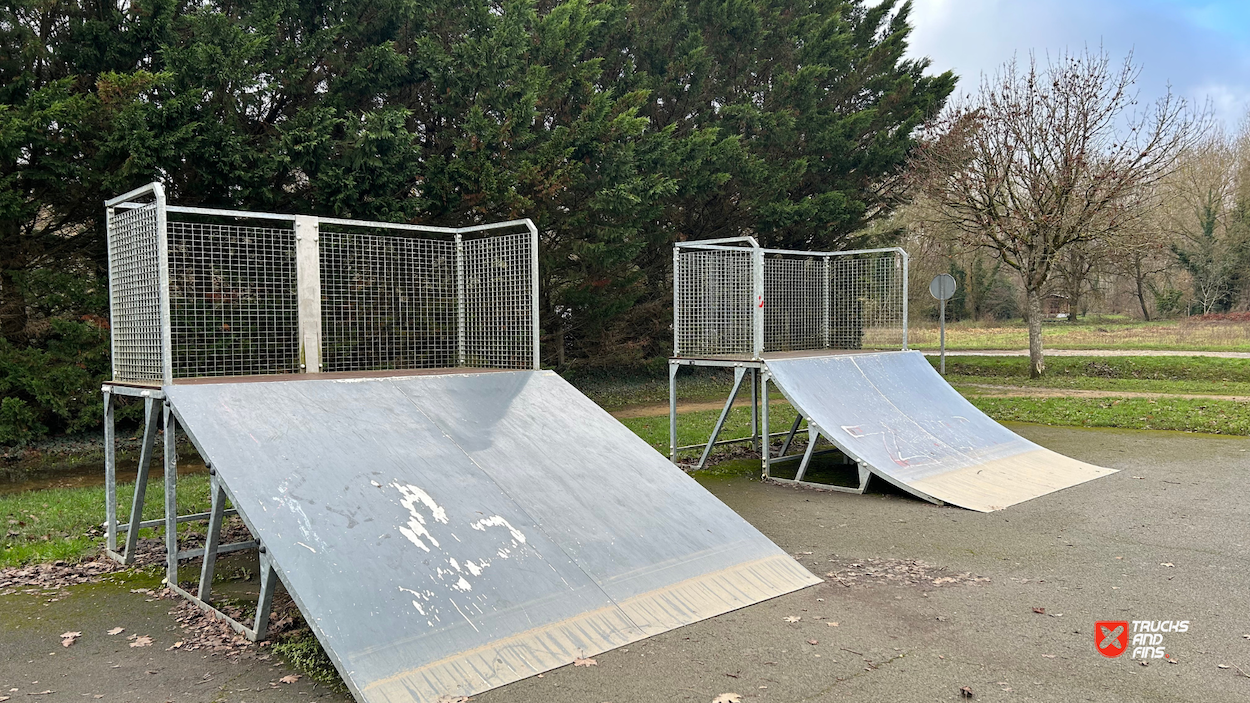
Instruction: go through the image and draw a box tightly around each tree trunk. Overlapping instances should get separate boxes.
[0,269,29,345]
[1134,267,1151,321]
[1025,286,1045,378]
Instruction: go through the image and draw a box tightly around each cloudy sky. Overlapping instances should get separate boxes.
[904,0,1250,128]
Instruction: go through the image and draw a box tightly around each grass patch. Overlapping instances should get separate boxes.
[970,396,1250,435]
[273,632,349,693]
[0,473,212,567]
[938,355,1250,396]
[620,402,803,458]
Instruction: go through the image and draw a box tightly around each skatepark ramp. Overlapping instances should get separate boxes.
[669,238,1115,512]
[100,185,819,703]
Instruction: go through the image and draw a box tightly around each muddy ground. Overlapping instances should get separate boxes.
[2,424,1248,702]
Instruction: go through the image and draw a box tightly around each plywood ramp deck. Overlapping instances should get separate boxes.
[165,370,818,703]
[765,351,1116,512]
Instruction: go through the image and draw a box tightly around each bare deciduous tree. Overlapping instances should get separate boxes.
[913,49,1201,376]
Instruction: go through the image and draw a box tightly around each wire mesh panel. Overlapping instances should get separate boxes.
[463,231,534,369]
[675,248,754,357]
[828,252,906,350]
[166,222,300,377]
[319,231,458,372]
[673,241,906,357]
[764,256,824,352]
[107,203,164,382]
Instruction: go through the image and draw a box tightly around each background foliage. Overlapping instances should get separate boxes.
[0,0,952,444]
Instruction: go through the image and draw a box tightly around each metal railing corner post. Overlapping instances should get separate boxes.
[900,248,910,350]
[295,216,322,373]
[752,245,764,359]
[672,246,681,357]
[455,232,466,367]
[153,183,172,385]
[527,220,540,370]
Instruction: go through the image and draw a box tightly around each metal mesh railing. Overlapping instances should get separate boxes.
[319,231,458,372]
[828,252,906,350]
[167,222,300,377]
[463,231,534,369]
[675,248,754,357]
[107,202,164,382]
[673,241,907,358]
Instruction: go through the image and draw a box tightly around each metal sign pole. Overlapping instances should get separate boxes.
[929,273,956,376]
[940,297,946,375]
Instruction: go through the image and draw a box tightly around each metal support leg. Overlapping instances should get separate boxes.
[164,403,178,588]
[696,367,747,471]
[761,373,771,478]
[252,551,279,640]
[117,398,160,564]
[197,475,226,602]
[668,362,679,463]
[750,369,759,452]
[104,391,117,555]
[779,413,803,456]
[795,424,821,483]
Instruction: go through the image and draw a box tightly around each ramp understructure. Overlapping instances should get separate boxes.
[165,370,819,703]
[668,238,1115,512]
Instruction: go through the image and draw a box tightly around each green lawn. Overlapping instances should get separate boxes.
[969,396,1250,435]
[936,355,1250,396]
[1,474,212,567]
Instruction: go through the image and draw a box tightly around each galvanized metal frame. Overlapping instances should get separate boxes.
[104,185,541,638]
[668,237,909,476]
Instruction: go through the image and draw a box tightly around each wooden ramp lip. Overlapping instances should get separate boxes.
[764,351,1117,512]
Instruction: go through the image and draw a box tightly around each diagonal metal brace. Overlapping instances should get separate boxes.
[696,367,747,471]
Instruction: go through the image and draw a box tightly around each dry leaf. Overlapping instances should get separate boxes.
[959,685,974,698]
[1161,562,1174,568]
[1218,664,1230,669]
[278,675,301,684]
[0,696,9,701]
[1031,607,1045,615]
[1041,654,1056,658]
[573,656,597,667]
[783,616,801,623]
[107,627,124,636]
[807,639,818,645]
[129,635,153,648]
[826,622,839,627]
[60,631,81,647]
[712,694,742,703]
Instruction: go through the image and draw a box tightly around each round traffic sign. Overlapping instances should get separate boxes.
[929,273,957,301]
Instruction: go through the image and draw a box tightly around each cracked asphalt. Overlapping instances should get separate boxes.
[3,424,1248,702]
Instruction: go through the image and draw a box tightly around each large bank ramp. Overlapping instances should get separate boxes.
[165,370,818,703]
[765,351,1115,512]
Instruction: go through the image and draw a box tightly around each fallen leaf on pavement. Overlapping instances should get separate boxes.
[827,622,839,627]
[129,636,153,648]
[959,685,974,698]
[107,627,124,636]
[1161,563,1174,568]
[807,639,818,645]
[573,656,597,667]
[1031,607,1045,615]
[712,694,742,703]
[1217,664,1230,669]
[783,616,801,623]
[278,675,301,684]
[60,631,81,647]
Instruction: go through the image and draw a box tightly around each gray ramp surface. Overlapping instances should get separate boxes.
[765,351,1115,511]
[164,370,817,703]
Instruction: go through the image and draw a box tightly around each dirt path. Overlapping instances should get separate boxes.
[610,385,1250,419]
[611,397,789,419]
[922,348,1250,358]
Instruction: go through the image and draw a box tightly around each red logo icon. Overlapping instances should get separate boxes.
[1096,621,1129,657]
